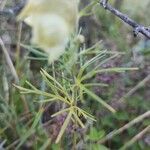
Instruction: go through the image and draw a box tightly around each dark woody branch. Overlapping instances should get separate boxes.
[100,0,150,39]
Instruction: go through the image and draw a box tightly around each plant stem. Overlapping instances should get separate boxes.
[97,111,150,144]
[120,125,150,150]
[0,37,19,83]
[16,22,22,71]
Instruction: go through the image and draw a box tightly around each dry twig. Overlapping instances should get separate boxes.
[120,125,150,150]
[97,111,150,144]
[118,74,150,103]
[0,37,19,83]
[100,0,150,38]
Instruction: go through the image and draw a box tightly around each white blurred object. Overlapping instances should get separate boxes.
[17,0,79,63]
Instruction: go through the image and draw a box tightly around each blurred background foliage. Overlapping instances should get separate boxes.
[0,0,150,149]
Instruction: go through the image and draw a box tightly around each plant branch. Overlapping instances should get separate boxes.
[118,74,150,103]
[97,111,150,144]
[120,125,150,150]
[0,37,19,83]
[99,0,150,39]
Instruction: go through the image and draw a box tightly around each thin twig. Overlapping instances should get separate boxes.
[99,0,150,38]
[16,22,23,70]
[118,74,150,103]
[97,111,150,144]
[120,125,150,150]
[0,37,19,83]
[0,39,29,113]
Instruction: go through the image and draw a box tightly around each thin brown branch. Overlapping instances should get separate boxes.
[118,74,150,103]
[97,111,150,144]
[120,125,150,150]
[100,0,150,39]
[0,37,19,83]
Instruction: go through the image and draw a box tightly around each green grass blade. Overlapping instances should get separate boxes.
[16,109,43,149]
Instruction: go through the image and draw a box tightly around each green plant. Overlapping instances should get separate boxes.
[15,35,138,148]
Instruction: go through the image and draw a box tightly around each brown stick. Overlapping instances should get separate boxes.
[97,111,150,144]
[118,74,150,103]
[120,125,150,150]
